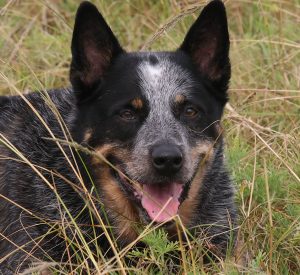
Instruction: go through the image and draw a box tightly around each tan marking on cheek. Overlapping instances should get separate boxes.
[97,166,139,242]
[190,141,214,161]
[179,141,215,226]
[91,146,139,242]
[131,98,143,109]
[91,144,117,166]
[83,128,93,143]
[94,144,117,156]
[175,94,185,104]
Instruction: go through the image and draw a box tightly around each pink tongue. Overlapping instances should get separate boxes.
[141,183,183,223]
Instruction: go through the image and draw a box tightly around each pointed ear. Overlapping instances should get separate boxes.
[180,0,230,104]
[70,2,124,101]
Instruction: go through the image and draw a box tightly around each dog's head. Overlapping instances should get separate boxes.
[70,1,230,226]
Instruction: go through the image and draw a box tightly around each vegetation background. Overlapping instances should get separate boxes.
[0,0,299,274]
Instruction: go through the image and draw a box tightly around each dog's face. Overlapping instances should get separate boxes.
[70,1,230,225]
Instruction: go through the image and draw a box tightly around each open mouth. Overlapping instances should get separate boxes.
[112,168,186,223]
[140,182,183,223]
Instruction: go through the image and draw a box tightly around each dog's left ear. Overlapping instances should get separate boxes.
[180,0,230,104]
[70,2,124,102]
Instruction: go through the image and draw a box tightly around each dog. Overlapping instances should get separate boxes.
[0,0,236,273]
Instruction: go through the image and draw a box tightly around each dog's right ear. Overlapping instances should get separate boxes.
[70,1,124,102]
[180,0,230,105]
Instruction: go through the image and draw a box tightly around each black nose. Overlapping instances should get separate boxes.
[151,144,183,175]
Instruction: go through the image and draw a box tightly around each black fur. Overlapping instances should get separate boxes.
[0,1,236,273]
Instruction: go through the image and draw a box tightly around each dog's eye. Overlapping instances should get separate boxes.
[183,106,199,118]
[119,109,136,121]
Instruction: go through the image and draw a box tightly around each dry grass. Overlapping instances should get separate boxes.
[0,0,299,274]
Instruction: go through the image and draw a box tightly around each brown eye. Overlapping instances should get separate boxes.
[119,109,136,120]
[183,106,199,118]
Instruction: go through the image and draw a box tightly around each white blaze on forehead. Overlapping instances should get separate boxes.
[147,65,162,78]
[138,54,193,109]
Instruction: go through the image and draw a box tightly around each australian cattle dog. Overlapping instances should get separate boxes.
[0,0,236,272]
